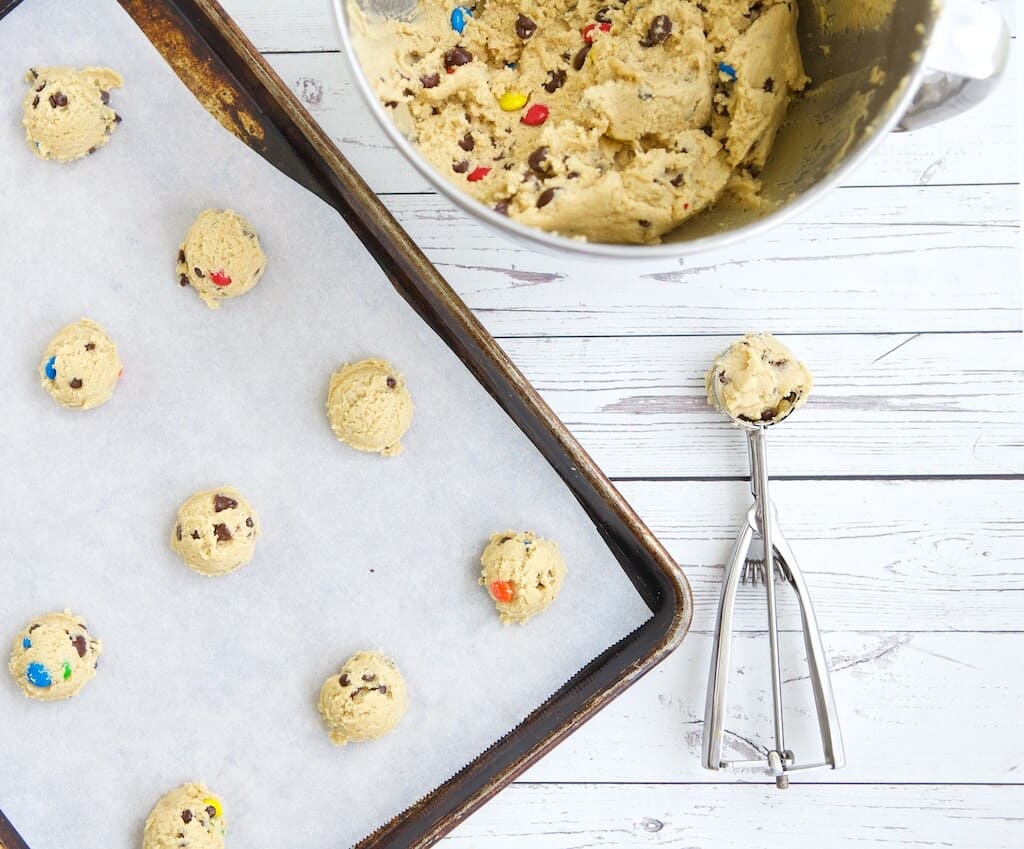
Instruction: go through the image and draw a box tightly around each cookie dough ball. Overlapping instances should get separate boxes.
[326,358,413,456]
[705,332,812,423]
[142,783,225,849]
[479,531,567,625]
[22,66,122,162]
[39,318,122,410]
[8,609,102,701]
[177,209,266,308]
[318,651,408,745]
[171,487,260,576]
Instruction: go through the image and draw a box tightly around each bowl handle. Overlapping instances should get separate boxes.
[896,0,1010,131]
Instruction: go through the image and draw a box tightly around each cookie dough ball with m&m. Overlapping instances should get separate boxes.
[142,782,225,849]
[326,358,413,456]
[479,530,567,625]
[39,318,122,410]
[8,609,102,701]
[318,650,409,745]
[171,487,260,576]
[177,209,266,308]
[22,65,122,163]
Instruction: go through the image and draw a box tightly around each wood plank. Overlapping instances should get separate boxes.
[614,478,1024,633]
[227,0,1019,53]
[373,187,1020,338]
[515,632,1024,782]
[497,332,1024,477]
[264,48,1021,192]
[440,783,1024,848]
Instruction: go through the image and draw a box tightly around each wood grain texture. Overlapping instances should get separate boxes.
[438,783,1024,848]
[230,0,1019,53]
[265,48,1021,194]
[615,478,1024,633]
[516,631,1024,783]
[496,332,1024,477]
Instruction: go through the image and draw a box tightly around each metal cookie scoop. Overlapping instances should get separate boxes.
[702,381,844,788]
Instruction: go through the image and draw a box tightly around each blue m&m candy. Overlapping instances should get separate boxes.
[450,6,472,34]
[22,637,31,649]
[25,662,52,688]
[718,62,737,81]
[44,355,57,380]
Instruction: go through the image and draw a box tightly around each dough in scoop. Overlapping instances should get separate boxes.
[8,609,102,701]
[705,332,812,422]
[39,318,122,410]
[318,650,408,744]
[22,65,122,162]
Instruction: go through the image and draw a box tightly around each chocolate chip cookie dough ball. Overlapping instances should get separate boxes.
[22,66,122,162]
[171,487,260,576]
[39,318,122,410]
[8,610,102,701]
[326,358,413,456]
[318,651,408,745]
[177,209,266,308]
[479,530,567,625]
[705,332,812,423]
[142,783,225,849]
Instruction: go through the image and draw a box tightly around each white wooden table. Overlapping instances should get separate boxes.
[225,2,1022,844]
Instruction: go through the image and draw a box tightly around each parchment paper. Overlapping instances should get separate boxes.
[0,1,651,847]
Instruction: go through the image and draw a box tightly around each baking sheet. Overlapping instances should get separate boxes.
[0,2,652,847]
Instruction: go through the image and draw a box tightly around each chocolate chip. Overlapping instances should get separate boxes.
[362,672,377,682]
[458,132,474,152]
[114,114,122,124]
[101,91,110,105]
[640,15,672,46]
[785,390,799,403]
[543,69,567,93]
[567,171,580,179]
[671,174,685,187]
[386,376,397,388]
[499,535,513,543]
[401,87,414,97]
[69,378,83,389]
[206,806,217,818]
[31,95,39,108]
[86,146,98,155]
[595,6,612,23]
[378,684,388,694]
[572,44,592,71]
[176,524,183,541]
[339,673,351,686]
[537,187,557,208]
[384,100,398,108]
[85,342,96,351]
[515,13,537,39]
[71,634,87,657]
[181,810,192,824]
[769,359,789,367]
[29,624,40,632]
[245,517,254,528]
[191,530,201,540]
[639,219,651,228]
[48,91,67,108]
[528,146,551,175]
[214,494,238,512]
[179,274,189,287]
[494,200,510,216]
[763,77,775,93]
[760,409,774,422]
[35,82,45,92]
[420,73,440,88]
[213,523,232,542]
[444,46,473,70]
[452,159,470,173]
[29,68,38,79]
[193,267,204,278]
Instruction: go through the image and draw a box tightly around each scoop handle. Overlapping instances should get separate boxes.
[897,0,1010,131]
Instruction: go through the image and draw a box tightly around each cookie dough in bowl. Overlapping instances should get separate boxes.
[22,65,122,162]
[177,209,266,308]
[705,332,812,423]
[479,530,567,625]
[326,358,413,456]
[142,782,226,849]
[352,0,808,244]
[39,318,122,410]
[318,650,409,744]
[171,487,260,576]
[8,609,102,701]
